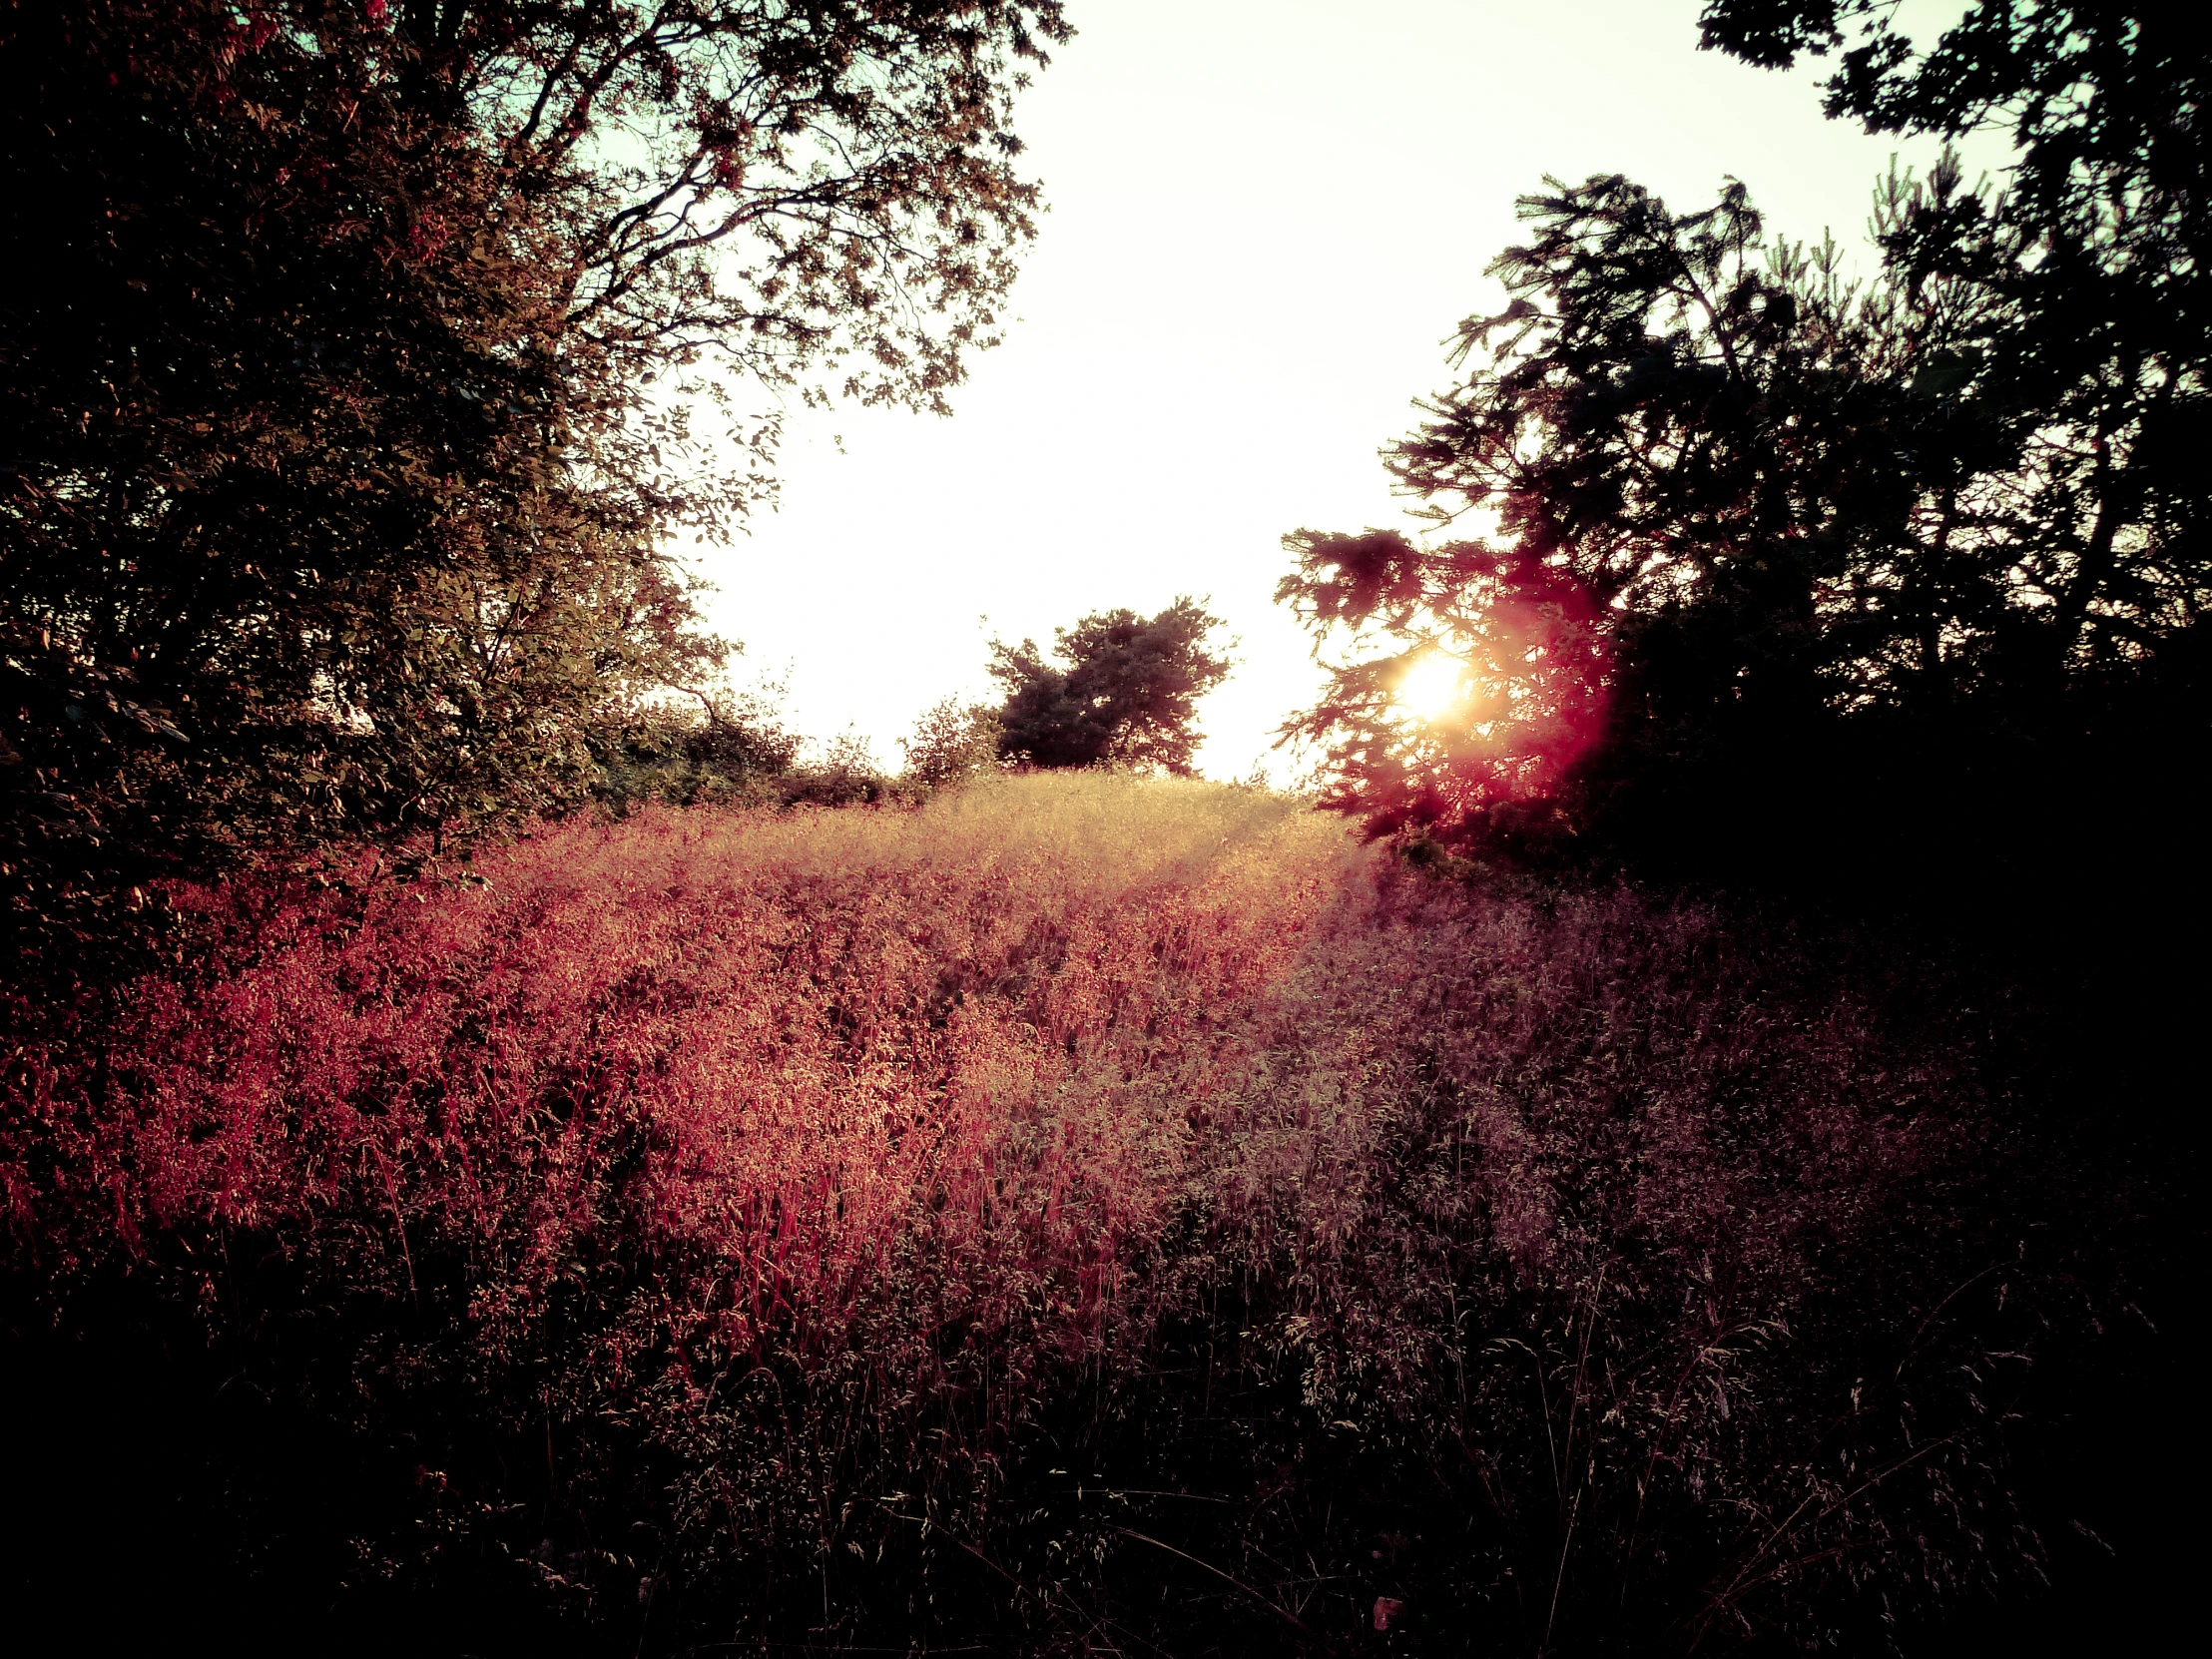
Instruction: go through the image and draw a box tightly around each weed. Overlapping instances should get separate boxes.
[0,776,2128,1654]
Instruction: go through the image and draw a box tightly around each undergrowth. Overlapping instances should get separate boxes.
[0,776,2145,1654]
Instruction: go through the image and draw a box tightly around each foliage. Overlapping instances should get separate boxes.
[991,597,1233,773]
[1697,2,2209,686]
[599,690,805,811]
[606,702,936,812]
[900,695,1006,789]
[0,0,1068,945]
[1700,2,2204,251]
[1,776,2128,1654]
[777,727,895,808]
[1278,530,1612,844]
[1281,8,2208,882]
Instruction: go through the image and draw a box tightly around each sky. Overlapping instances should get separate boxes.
[693,0,1999,782]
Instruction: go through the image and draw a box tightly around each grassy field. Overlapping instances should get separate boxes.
[0,776,2140,1655]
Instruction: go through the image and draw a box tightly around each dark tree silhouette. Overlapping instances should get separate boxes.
[991,599,1232,774]
[1698,3,2209,687]
[1283,5,2208,884]
[1278,530,1610,842]
[0,0,1067,942]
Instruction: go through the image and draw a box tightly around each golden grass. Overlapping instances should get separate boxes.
[1,774,2056,1654]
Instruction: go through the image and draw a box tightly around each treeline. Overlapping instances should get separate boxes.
[14,4,2191,944]
[1282,2,2207,901]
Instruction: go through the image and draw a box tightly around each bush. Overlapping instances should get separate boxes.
[778,728,896,809]
[599,693,805,813]
[901,698,1006,791]
[604,705,916,815]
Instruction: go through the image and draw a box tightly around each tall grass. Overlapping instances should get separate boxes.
[0,776,2114,1653]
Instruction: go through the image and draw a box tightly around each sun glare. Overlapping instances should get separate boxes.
[1395,652,1468,724]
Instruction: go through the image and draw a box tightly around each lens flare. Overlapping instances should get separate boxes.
[1395,651,1467,724]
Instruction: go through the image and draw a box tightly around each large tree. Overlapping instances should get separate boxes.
[1282,6,2207,882]
[991,598,1231,774]
[1698,2,2209,685]
[1,0,1067,944]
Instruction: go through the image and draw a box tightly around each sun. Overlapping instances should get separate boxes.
[1395,651,1468,724]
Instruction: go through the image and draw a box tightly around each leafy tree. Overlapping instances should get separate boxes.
[1698,2,2209,691]
[1283,6,2207,881]
[1279,529,1614,843]
[991,599,1232,774]
[1281,175,1990,853]
[0,0,1067,945]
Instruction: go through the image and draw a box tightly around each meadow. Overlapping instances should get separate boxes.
[5,8,2191,1652]
[0,776,2144,1654]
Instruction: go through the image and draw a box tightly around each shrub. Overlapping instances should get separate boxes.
[901,698,1006,791]
[777,728,896,809]
[599,693,805,813]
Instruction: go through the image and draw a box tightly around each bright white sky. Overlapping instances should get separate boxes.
[695,0,1994,782]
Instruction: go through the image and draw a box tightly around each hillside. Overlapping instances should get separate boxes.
[0,776,2135,1655]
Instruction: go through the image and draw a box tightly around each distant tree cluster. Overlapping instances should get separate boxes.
[0,0,1067,946]
[989,597,1232,774]
[592,601,1238,821]
[1284,3,2207,888]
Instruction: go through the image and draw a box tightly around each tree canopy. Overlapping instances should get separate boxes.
[1282,5,2207,884]
[1,0,1067,945]
[990,598,1232,775]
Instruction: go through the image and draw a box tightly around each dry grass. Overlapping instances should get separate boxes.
[0,775,2089,1654]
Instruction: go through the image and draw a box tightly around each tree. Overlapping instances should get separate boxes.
[1278,529,1613,843]
[1282,7,2208,882]
[1697,2,2209,693]
[1281,168,2206,874]
[990,599,1232,775]
[1,0,1068,946]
